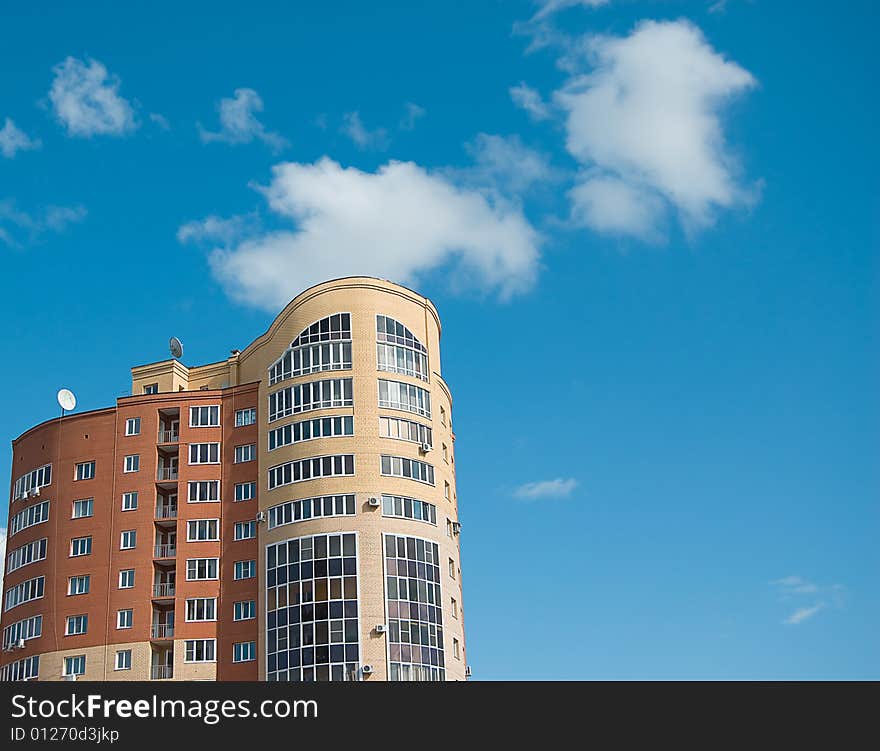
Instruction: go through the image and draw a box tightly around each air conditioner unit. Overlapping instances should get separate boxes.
[368,497,381,508]
[255,511,267,523]
[64,674,77,682]
[420,442,432,454]
[15,638,26,649]
[361,664,374,676]
[31,487,40,497]
[452,522,462,535]
[375,624,387,634]
[465,666,472,677]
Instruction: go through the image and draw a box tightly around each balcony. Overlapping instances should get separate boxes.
[152,583,175,598]
[151,624,175,640]
[155,504,177,520]
[157,467,178,481]
[157,430,179,444]
[154,544,176,559]
[151,665,173,680]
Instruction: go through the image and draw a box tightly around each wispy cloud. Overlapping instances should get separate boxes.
[509,82,552,121]
[149,112,170,130]
[399,103,425,131]
[48,56,138,137]
[340,111,390,150]
[514,477,578,500]
[0,200,87,247]
[771,575,844,626]
[784,603,825,626]
[177,213,259,246]
[531,0,609,21]
[0,118,41,158]
[198,88,288,152]
[457,133,559,196]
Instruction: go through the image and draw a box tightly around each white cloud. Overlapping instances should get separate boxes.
[532,0,609,21]
[0,118,41,158]
[49,57,137,137]
[341,112,389,150]
[784,603,824,626]
[514,477,578,500]
[0,200,87,247]
[461,133,558,195]
[149,112,170,130]
[177,213,257,246]
[198,88,288,152]
[0,527,5,593]
[554,20,758,239]
[400,103,426,131]
[180,157,540,311]
[771,575,819,595]
[771,575,844,626]
[510,82,552,121]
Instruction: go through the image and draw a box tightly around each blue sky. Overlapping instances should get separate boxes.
[1,0,877,678]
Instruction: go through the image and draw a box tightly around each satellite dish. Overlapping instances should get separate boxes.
[169,337,183,359]
[57,388,77,412]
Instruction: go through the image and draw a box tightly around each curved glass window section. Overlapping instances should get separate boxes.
[269,415,354,451]
[13,463,52,501]
[269,378,353,422]
[384,534,445,681]
[382,494,436,525]
[266,532,361,681]
[379,416,432,448]
[269,314,352,386]
[268,494,356,529]
[268,454,355,490]
[378,379,431,418]
[380,455,435,485]
[376,315,428,382]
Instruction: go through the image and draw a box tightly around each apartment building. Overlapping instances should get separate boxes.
[1,277,466,681]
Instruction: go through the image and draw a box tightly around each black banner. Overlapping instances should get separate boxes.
[0,681,870,744]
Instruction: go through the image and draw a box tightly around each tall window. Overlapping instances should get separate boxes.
[376,315,429,381]
[378,379,431,418]
[268,378,353,422]
[266,532,360,682]
[268,313,352,385]
[268,455,354,490]
[384,534,445,681]
[190,405,220,427]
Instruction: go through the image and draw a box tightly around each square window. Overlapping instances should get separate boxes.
[124,417,141,436]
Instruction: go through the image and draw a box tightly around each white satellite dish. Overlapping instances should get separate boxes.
[57,388,77,412]
[169,337,183,359]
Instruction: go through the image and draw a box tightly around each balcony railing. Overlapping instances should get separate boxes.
[151,624,174,640]
[151,665,173,680]
[157,430,179,444]
[152,583,175,598]
[154,544,176,559]
[155,504,178,519]
[157,467,178,481]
